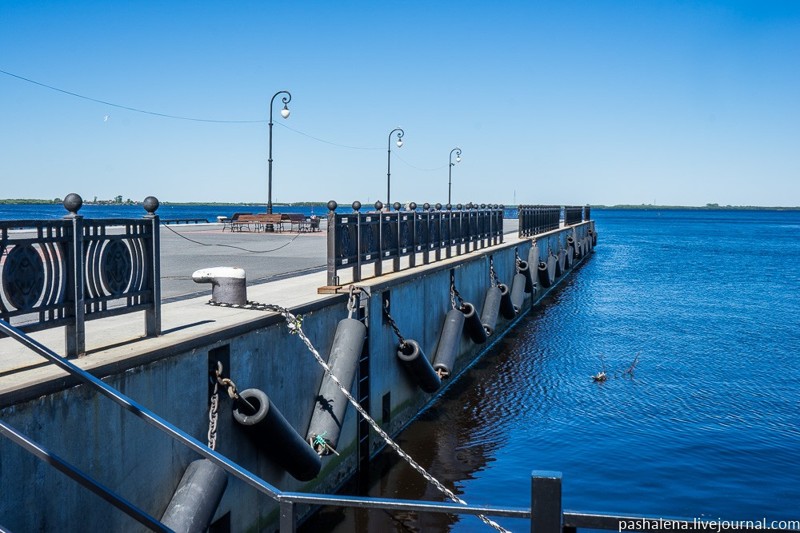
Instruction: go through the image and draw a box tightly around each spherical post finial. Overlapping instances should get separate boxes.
[327,200,338,212]
[392,202,402,211]
[63,193,83,216]
[352,201,362,212]
[423,202,431,210]
[409,202,417,211]
[142,196,159,215]
[374,200,384,211]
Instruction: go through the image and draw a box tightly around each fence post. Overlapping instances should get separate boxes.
[531,470,563,533]
[143,196,161,337]
[375,201,384,278]
[279,500,296,532]
[63,194,85,358]
[353,201,362,283]
[326,201,338,286]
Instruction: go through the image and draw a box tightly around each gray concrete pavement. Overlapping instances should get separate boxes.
[159,223,328,300]
[158,219,519,300]
[0,218,521,385]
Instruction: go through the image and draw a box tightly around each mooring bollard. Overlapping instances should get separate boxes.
[192,267,247,305]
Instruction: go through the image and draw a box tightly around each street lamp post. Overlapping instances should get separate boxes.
[386,127,404,207]
[268,90,292,214]
[448,147,462,205]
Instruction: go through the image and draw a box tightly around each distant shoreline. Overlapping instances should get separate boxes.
[0,199,798,211]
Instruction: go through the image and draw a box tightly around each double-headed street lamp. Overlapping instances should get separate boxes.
[448,147,462,205]
[386,127,404,207]
[267,90,292,214]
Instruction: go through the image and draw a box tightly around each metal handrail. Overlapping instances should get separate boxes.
[0,319,282,499]
[0,418,170,532]
[6,319,793,533]
[0,318,528,531]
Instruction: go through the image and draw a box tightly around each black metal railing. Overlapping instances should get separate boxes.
[518,205,562,237]
[0,194,161,357]
[326,201,504,287]
[518,205,592,238]
[564,206,584,226]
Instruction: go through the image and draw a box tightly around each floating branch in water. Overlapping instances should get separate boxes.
[623,353,640,377]
[591,353,640,382]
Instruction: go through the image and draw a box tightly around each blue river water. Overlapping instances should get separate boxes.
[304,209,800,532]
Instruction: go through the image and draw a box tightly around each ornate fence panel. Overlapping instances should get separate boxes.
[564,206,583,226]
[518,205,564,237]
[0,194,161,357]
[325,201,504,287]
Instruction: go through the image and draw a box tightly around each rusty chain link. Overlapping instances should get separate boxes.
[207,361,222,450]
[383,299,407,348]
[449,271,465,310]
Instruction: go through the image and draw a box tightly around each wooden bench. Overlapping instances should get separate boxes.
[222,212,253,231]
[229,214,260,231]
[228,213,284,232]
[257,214,284,232]
[281,213,310,232]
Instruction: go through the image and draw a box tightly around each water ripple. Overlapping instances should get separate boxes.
[304,210,800,532]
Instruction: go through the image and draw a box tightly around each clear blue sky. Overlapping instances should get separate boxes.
[1,1,798,206]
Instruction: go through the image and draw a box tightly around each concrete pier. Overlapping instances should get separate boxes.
[0,217,587,532]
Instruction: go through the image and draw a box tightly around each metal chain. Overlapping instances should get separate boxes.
[488,256,500,287]
[347,285,358,319]
[514,248,521,274]
[383,300,407,347]
[449,271,464,310]
[207,361,221,450]
[213,361,257,412]
[206,299,510,533]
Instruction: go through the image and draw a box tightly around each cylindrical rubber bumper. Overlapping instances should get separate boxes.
[305,318,365,455]
[517,260,534,293]
[432,309,466,377]
[161,459,228,533]
[397,339,441,393]
[510,273,526,313]
[498,283,515,319]
[480,286,502,335]
[461,302,488,344]
[233,389,321,481]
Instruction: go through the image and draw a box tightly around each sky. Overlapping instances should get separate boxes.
[1,1,798,207]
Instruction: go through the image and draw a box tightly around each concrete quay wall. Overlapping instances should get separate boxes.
[0,221,595,532]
